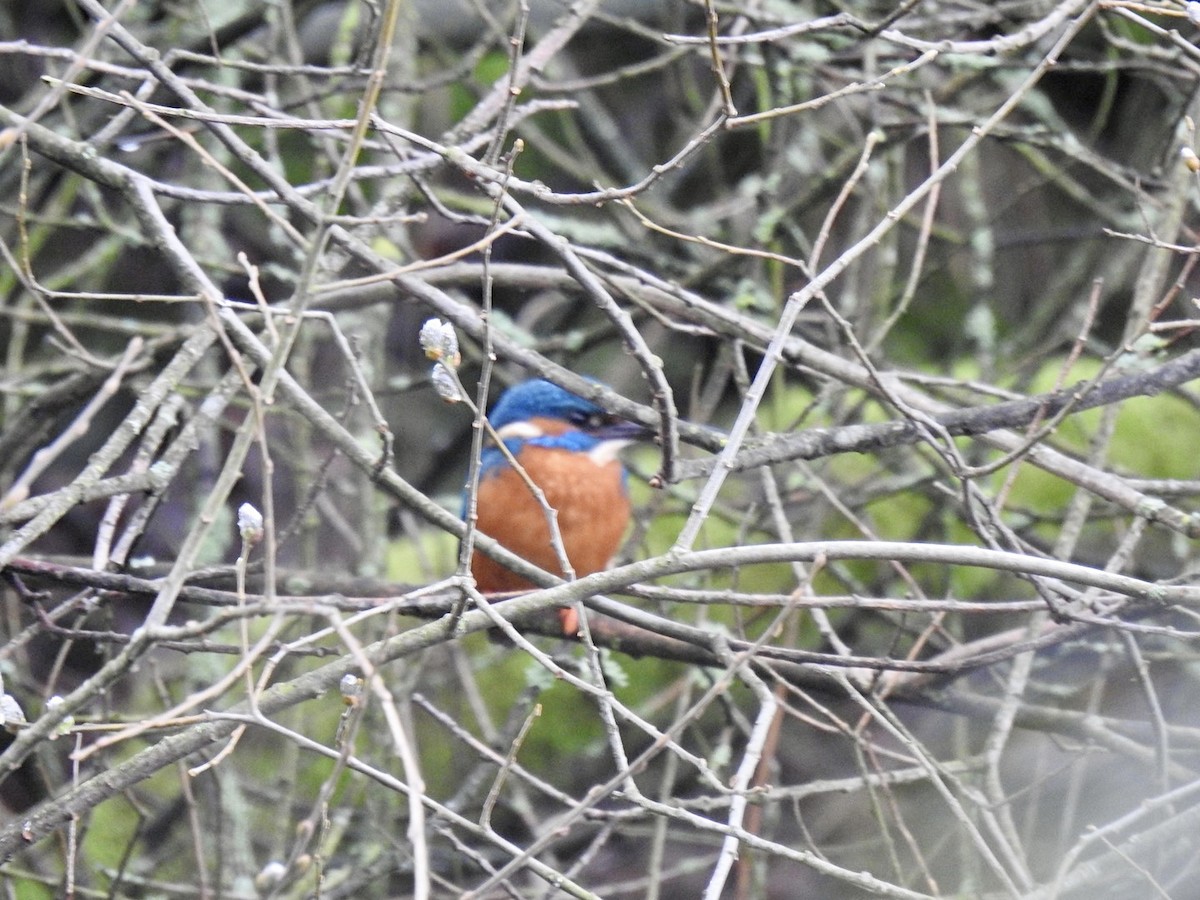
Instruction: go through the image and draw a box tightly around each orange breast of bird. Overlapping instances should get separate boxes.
[470,444,631,598]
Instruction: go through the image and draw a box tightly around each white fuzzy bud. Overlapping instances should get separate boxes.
[237,503,264,544]
[419,318,461,366]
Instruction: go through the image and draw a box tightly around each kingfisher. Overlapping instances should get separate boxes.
[468,379,644,635]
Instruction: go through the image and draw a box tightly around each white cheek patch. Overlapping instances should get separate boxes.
[588,439,632,466]
[496,421,545,441]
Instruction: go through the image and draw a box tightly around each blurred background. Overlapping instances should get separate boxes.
[2,1,1200,897]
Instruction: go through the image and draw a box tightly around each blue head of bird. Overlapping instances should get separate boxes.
[481,379,645,475]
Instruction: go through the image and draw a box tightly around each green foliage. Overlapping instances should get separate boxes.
[435,638,685,776]
[1000,356,1200,517]
[0,873,54,899]
[81,793,141,876]
[447,51,512,124]
[386,521,459,585]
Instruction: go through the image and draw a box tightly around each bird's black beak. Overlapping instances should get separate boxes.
[588,419,651,443]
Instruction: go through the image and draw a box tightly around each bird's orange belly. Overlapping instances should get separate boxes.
[471,446,631,592]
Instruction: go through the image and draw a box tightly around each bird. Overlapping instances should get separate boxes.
[468,379,643,635]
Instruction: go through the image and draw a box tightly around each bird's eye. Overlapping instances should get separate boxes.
[568,410,606,430]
